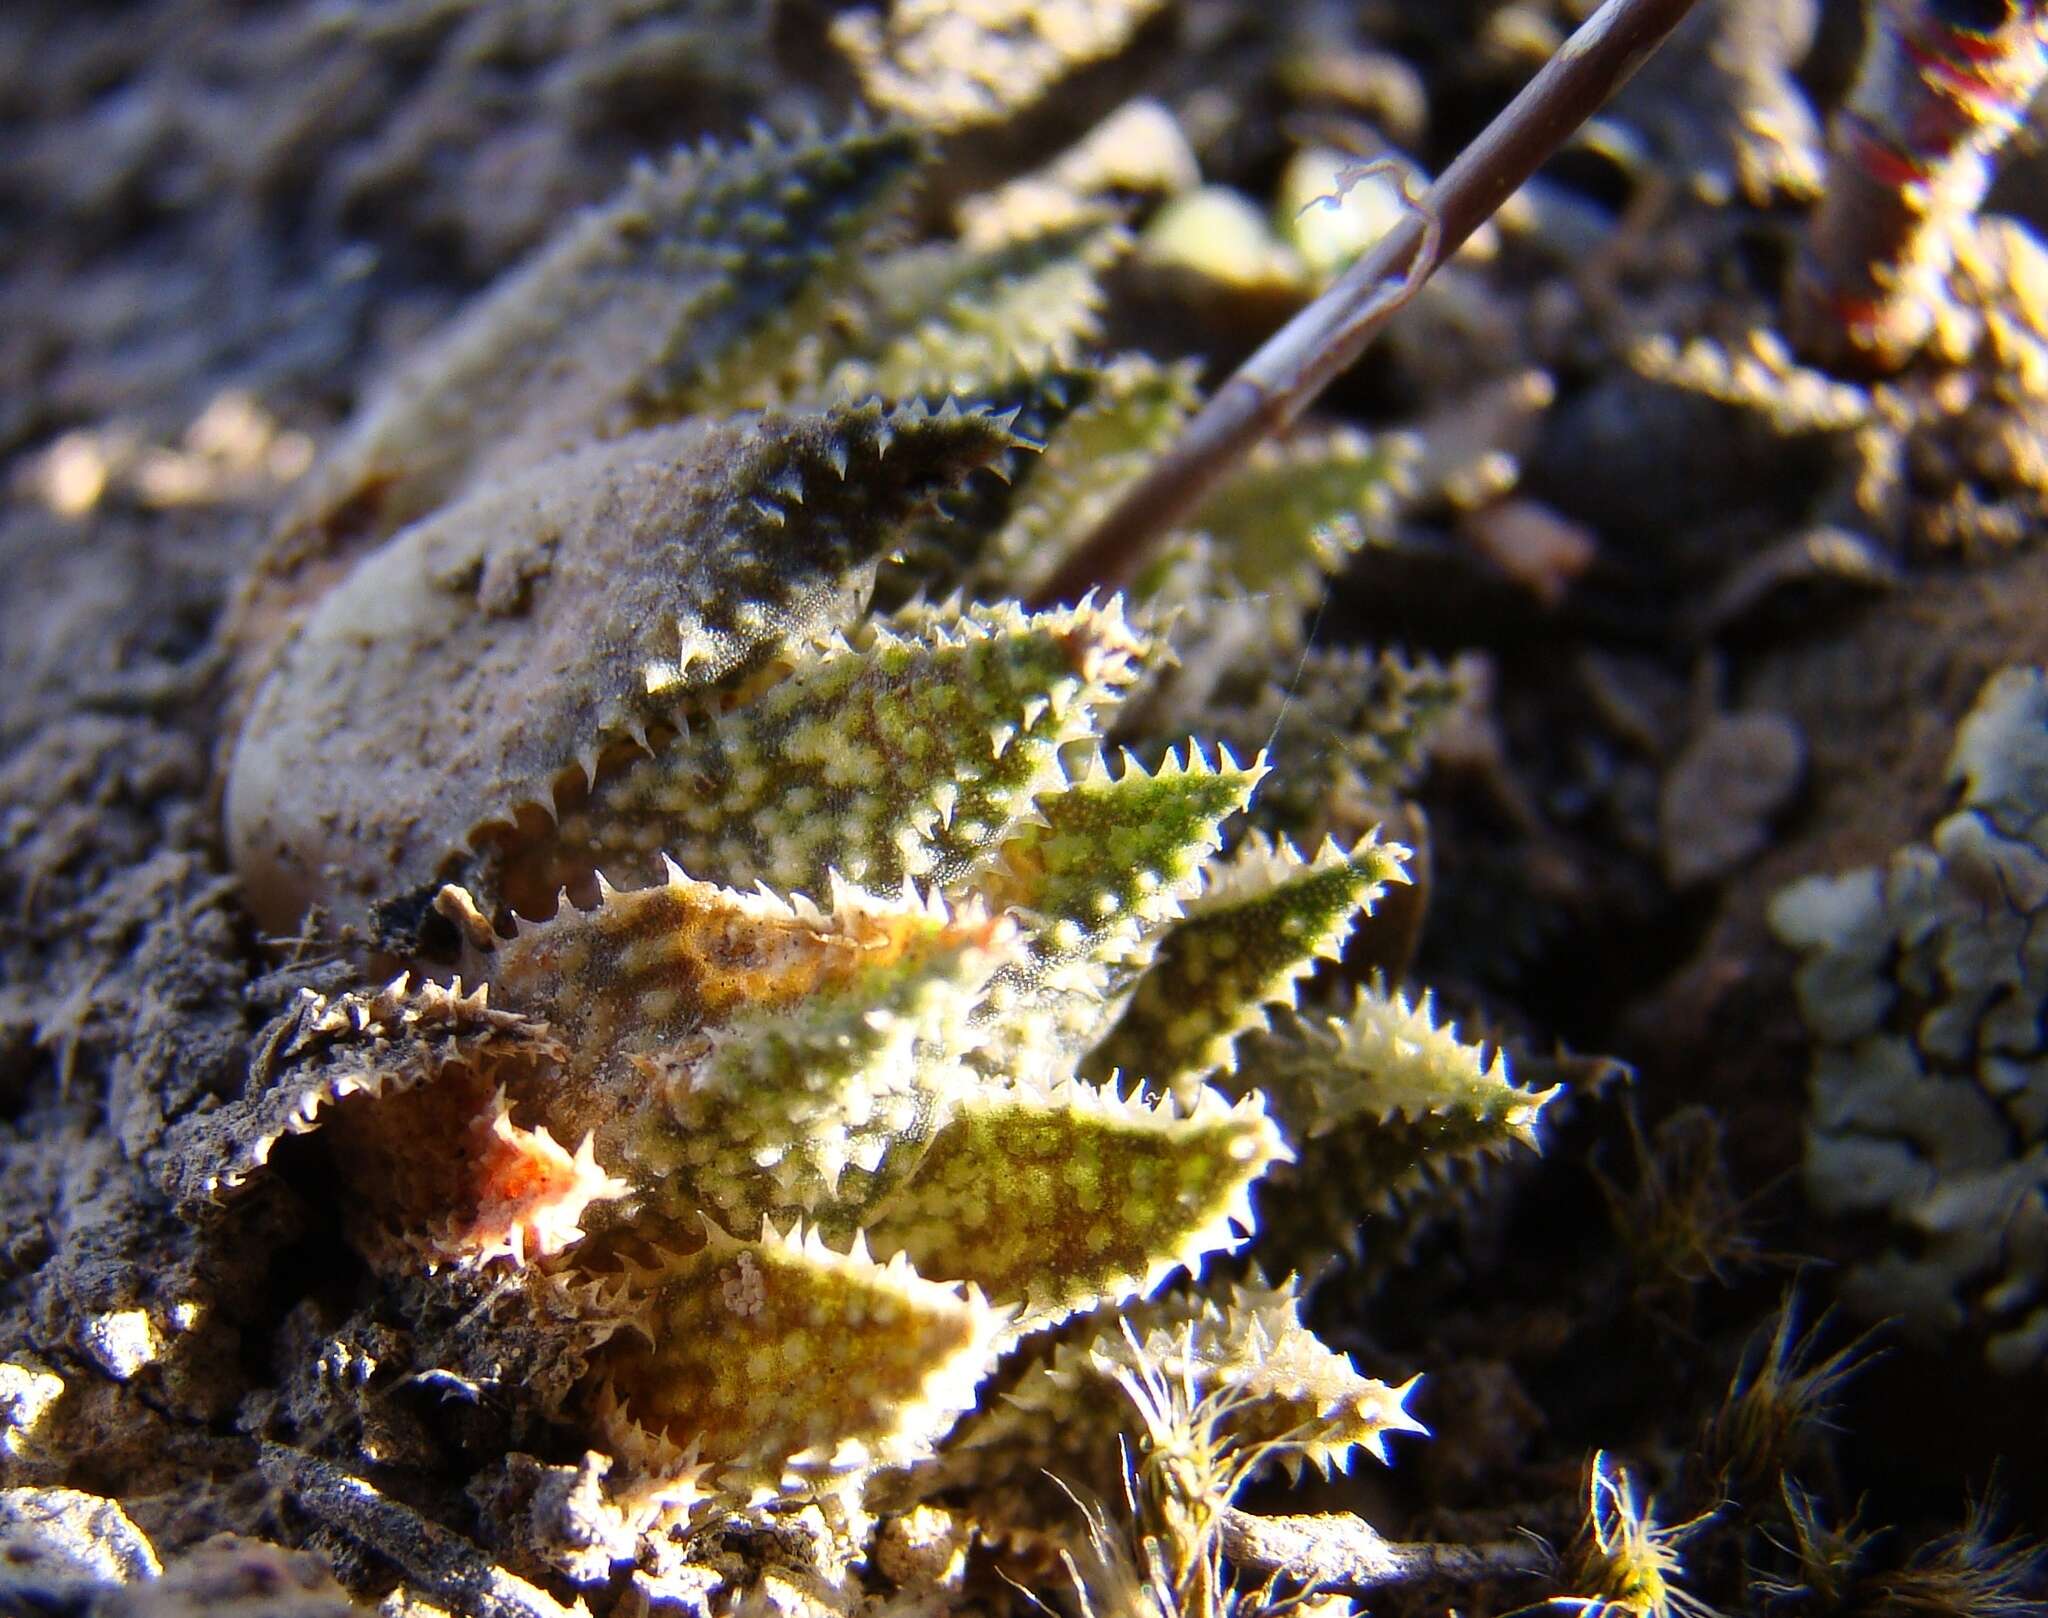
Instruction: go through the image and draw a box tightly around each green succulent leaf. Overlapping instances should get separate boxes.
[827,217,1128,400]
[1084,831,1411,1097]
[1186,426,1413,603]
[863,1080,1289,1325]
[627,886,1013,1231]
[284,123,924,546]
[1245,981,1555,1151]
[977,741,1268,969]
[979,356,1202,594]
[545,594,1150,902]
[1234,981,1558,1260]
[589,1220,1008,1489]
[486,864,1001,1191]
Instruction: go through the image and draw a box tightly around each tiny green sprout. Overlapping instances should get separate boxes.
[1593,1105,1767,1329]
[1699,1291,1882,1506]
[1751,1479,1878,1614]
[1753,1482,2044,1617]
[1105,1317,1310,1612]
[1867,1490,2044,1618]
[1545,1452,1719,1618]
[1032,1473,1303,1618]
[1032,1331,1328,1618]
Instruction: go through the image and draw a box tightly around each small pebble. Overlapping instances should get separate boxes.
[1659,712,1805,886]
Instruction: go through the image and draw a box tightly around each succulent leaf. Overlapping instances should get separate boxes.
[231,403,1016,933]
[588,1220,1008,1489]
[1083,1274,1429,1476]
[926,1273,1423,1505]
[1185,427,1412,605]
[880,367,1102,594]
[282,124,924,548]
[969,742,1267,1053]
[479,867,1020,1245]
[977,743,1267,964]
[977,356,1201,594]
[490,863,981,1077]
[1245,982,1555,1153]
[1233,983,1559,1261]
[541,595,1150,903]
[632,896,1012,1230]
[1085,832,1411,1097]
[827,218,1127,399]
[863,1082,1289,1324]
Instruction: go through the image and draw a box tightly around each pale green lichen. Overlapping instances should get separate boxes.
[1771,665,2048,1372]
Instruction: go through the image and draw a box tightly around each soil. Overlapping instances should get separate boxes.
[4,1,2046,1613]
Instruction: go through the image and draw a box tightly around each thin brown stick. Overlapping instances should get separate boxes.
[1031,0,1704,606]
[260,1444,588,1618]
[1221,1507,1553,1594]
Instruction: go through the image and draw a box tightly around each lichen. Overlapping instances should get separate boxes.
[1771,664,2048,1372]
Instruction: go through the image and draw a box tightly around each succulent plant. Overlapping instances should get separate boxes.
[186,119,1560,1569]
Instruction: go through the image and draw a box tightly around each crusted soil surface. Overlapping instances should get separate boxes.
[5,2,2048,1614]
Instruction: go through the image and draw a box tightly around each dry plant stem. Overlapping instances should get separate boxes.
[260,1445,588,1618]
[1032,0,1704,606]
[1221,1507,1552,1593]
[1790,0,2048,374]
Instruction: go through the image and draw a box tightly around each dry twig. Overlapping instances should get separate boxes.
[260,1444,589,1618]
[1032,0,1704,605]
[1221,1506,1551,1594]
